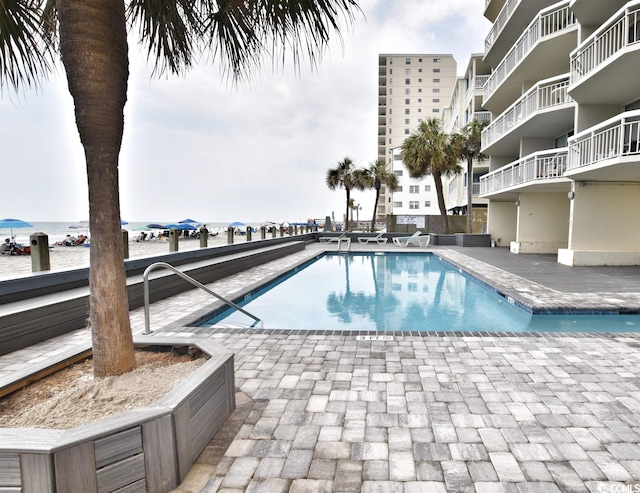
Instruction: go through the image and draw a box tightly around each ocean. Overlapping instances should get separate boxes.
[1,221,240,245]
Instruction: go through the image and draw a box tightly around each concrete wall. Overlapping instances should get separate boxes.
[511,192,569,254]
[487,201,517,247]
[559,182,640,265]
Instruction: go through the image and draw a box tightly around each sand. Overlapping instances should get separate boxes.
[0,235,236,279]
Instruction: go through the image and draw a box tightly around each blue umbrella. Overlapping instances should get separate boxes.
[0,218,33,238]
[178,218,199,224]
[146,223,166,229]
[121,220,128,225]
[164,223,197,231]
[229,221,245,228]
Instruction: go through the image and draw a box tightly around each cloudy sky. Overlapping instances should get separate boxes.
[0,0,490,224]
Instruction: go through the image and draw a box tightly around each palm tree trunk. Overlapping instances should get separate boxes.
[345,189,351,231]
[371,187,380,232]
[433,171,450,234]
[467,156,473,233]
[57,0,135,377]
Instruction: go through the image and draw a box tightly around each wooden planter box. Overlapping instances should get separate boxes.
[0,336,235,493]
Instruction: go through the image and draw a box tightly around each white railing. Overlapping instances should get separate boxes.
[485,0,522,53]
[482,76,572,149]
[474,111,492,124]
[568,110,640,171]
[480,149,568,195]
[484,1,576,103]
[475,75,490,91]
[571,3,640,84]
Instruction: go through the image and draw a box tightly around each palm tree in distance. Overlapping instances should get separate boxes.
[455,118,489,233]
[326,157,359,231]
[0,0,362,377]
[355,158,398,232]
[401,118,462,234]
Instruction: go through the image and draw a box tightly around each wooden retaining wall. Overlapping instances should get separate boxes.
[0,337,234,493]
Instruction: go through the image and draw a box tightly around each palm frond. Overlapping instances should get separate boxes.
[0,0,55,90]
[128,0,207,76]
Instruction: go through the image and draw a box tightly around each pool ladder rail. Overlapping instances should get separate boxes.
[141,261,263,334]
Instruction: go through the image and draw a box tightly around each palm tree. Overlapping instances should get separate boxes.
[401,118,462,234]
[455,118,489,233]
[355,158,398,232]
[0,0,361,377]
[326,157,359,231]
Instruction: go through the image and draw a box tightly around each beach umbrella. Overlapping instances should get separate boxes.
[0,218,33,238]
[178,218,199,224]
[146,223,166,229]
[229,221,245,228]
[121,220,128,225]
[164,223,197,231]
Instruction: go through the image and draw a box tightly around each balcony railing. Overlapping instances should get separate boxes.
[570,3,640,84]
[484,2,576,103]
[473,111,492,124]
[485,0,522,53]
[568,111,640,171]
[482,76,572,149]
[480,149,568,195]
[475,75,490,90]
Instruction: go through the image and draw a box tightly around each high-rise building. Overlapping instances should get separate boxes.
[377,54,457,220]
[477,0,640,266]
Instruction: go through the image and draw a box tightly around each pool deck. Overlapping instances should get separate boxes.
[2,243,640,492]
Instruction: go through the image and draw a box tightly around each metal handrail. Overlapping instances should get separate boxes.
[142,261,262,334]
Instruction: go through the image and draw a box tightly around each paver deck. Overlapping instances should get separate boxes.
[2,243,640,492]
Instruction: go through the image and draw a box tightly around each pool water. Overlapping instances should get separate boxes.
[200,252,640,333]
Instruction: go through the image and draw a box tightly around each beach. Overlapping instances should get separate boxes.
[0,235,233,279]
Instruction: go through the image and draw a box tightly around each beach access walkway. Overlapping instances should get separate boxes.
[1,242,640,492]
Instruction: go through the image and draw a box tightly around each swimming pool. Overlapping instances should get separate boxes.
[199,252,640,333]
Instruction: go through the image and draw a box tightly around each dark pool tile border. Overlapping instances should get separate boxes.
[204,327,640,339]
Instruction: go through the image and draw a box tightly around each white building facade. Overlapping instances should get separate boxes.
[377,54,457,220]
[478,0,640,265]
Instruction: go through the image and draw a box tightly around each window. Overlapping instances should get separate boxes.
[405,69,411,75]
[409,201,419,209]
[389,88,393,95]
[404,129,410,135]
[389,58,393,64]
[433,78,440,83]
[433,68,440,73]
[418,58,423,62]
[418,88,422,93]
[393,201,403,208]
[388,118,392,124]
[405,78,410,85]
[395,186,403,191]
[418,109,422,113]
[394,170,403,176]
[388,128,392,134]
[418,78,422,83]
[388,138,392,144]
[405,58,411,64]
[418,98,422,103]
[405,108,410,115]
[418,68,423,73]
[404,118,410,124]
[405,98,410,104]
[424,185,431,192]
[389,78,393,84]
[389,68,393,75]
[424,201,431,207]
[432,109,440,113]
[389,108,392,114]
[405,88,410,95]
[433,88,440,93]
[409,185,419,193]
[432,98,440,103]
[433,58,441,63]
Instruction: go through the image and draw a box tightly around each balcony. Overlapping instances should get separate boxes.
[484,0,569,66]
[567,110,640,181]
[480,149,570,198]
[569,2,640,105]
[569,0,627,27]
[485,0,507,23]
[482,76,574,156]
[473,111,492,124]
[483,1,577,113]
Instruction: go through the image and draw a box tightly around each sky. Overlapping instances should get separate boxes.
[0,0,491,224]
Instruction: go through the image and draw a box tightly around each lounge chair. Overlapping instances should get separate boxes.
[319,232,347,243]
[357,232,388,244]
[319,232,350,250]
[392,231,430,247]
